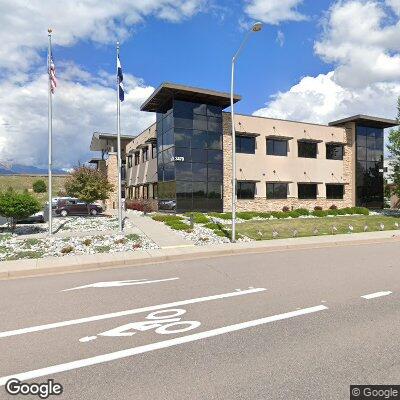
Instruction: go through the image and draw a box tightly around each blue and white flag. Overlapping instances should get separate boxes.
[117,55,124,102]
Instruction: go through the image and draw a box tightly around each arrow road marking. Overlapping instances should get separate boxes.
[0,287,266,339]
[0,305,328,386]
[361,291,392,299]
[61,277,180,292]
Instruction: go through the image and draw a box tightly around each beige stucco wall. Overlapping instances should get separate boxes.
[222,112,355,212]
[105,154,118,210]
[125,123,157,192]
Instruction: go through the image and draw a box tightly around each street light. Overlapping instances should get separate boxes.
[230,21,263,243]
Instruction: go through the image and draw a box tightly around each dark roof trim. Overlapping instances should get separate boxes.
[265,135,294,140]
[237,179,261,183]
[329,115,398,129]
[297,181,323,184]
[325,141,345,145]
[326,182,348,185]
[236,131,260,138]
[266,180,293,183]
[141,82,241,112]
[298,138,323,143]
[145,137,157,143]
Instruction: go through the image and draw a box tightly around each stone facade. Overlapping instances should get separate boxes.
[105,153,118,210]
[222,113,355,212]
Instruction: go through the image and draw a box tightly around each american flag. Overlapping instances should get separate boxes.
[49,51,57,93]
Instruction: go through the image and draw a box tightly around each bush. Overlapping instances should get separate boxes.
[209,212,232,220]
[329,204,338,210]
[165,219,192,232]
[61,245,74,254]
[314,206,323,211]
[126,233,140,242]
[294,208,310,216]
[236,212,258,220]
[32,179,47,193]
[185,212,209,224]
[282,206,290,212]
[312,210,327,217]
[151,214,183,222]
[0,189,41,229]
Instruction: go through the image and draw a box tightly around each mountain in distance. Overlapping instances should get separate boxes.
[0,162,67,175]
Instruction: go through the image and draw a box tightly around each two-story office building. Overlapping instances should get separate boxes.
[122,82,397,213]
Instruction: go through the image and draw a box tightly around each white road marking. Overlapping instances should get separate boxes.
[0,305,327,385]
[361,291,392,299]
[0,288,266,339]
[61,277,179,292]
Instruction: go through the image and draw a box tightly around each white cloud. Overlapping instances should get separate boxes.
[276,30,285,47]
[244,0,307,25]
[0,0,206,70]
[253,0,400,125]
[0,65,155,168]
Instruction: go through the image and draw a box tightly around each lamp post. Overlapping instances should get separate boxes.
[230,21,263,243]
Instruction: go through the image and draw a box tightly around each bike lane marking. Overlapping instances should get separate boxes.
[361,291,392,300]
[0,305,328,386]
[0,288,266,339]
[61,277,180,292]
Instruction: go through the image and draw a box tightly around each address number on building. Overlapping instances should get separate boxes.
[171,156,185,162]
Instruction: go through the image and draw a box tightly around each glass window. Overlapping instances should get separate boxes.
[174,117,193,130]
[207,149,223,164]
[192,163,207,181]
[163,112,173,132]
[326,184,344,199]
[191,149,207,163]
[207,182,222,199]
[151,143,157,158]
[134,153,140,166]
[174,100,195,119]
[236,136,256,154]
[142,147,148,162]
[175,162,192,181]
[326,144,343,160]
[266,139,288,156]
[207,105,222,117]
[208,117,222,132]
[298,141,317,158]
[175,129,192,148]
[162,129,174,149]
[175,148,190,162]
[207,132,222,150]
[298,183,317,199]
[208,164,223,182]
[193,103,207,115]
[192,130,208,149]
[193,114,208,131]
[237,182,255,199]
[127,155,132,168]
[357,146,367,161]
[163,162,175,181]
[266,183,288,199]
[367,128,376,149]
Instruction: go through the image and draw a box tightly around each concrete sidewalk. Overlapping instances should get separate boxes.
[126,212,195,248]
[0,229,399,280]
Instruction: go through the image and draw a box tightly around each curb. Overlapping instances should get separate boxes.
[1,231,400,280]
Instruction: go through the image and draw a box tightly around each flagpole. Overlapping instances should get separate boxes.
[116,42,123,232]
[47,28,53,235]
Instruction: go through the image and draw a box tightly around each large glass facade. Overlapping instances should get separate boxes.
[157,99,223,212]
[355,125,384,208]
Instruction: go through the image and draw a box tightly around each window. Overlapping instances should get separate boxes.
[143,185,149,199]
[298,183,317,199]
[298,141,317,158]
[127,155,132,168]
[266,139,288,156]
[142,147,148,162]
[237,181,256,199]
[326,144,344,160]
[152,143,157,158]
[236,136,255,154]
[326,184,344,199]
[134,186,140,199]
[266,183,288,199]
[134,153,140,166]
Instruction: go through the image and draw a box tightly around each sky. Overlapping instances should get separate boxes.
[0,0,400,169]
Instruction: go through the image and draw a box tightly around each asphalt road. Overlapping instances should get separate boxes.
[0,240,399,399]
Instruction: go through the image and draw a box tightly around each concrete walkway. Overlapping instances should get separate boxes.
[126,212,194,248]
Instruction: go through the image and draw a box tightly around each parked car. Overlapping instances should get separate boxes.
[55,199,103,217]
[16,212,45,224]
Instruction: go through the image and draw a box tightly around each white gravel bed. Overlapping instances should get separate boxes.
[0,231,158,261]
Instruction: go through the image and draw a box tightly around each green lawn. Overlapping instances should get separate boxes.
[236,215,400,240]
[0,175,67,206]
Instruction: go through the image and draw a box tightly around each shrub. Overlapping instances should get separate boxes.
[209,212,232,220]
[185,212,209,224]
[236,212,258,220]
[165,219,192,232]
[314,206,323,211]
[82,238,92,246]
[329,204,338,210]
[126,233,140,242]
[115,238,126,244]
[0,189,41,230]
[61,245,74,254]
[351,207,369,215]
[312,210,327,217]
[151,214,183,222]
[282,206,290,212]
[295,208,310,216]
[32,179,47,193]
